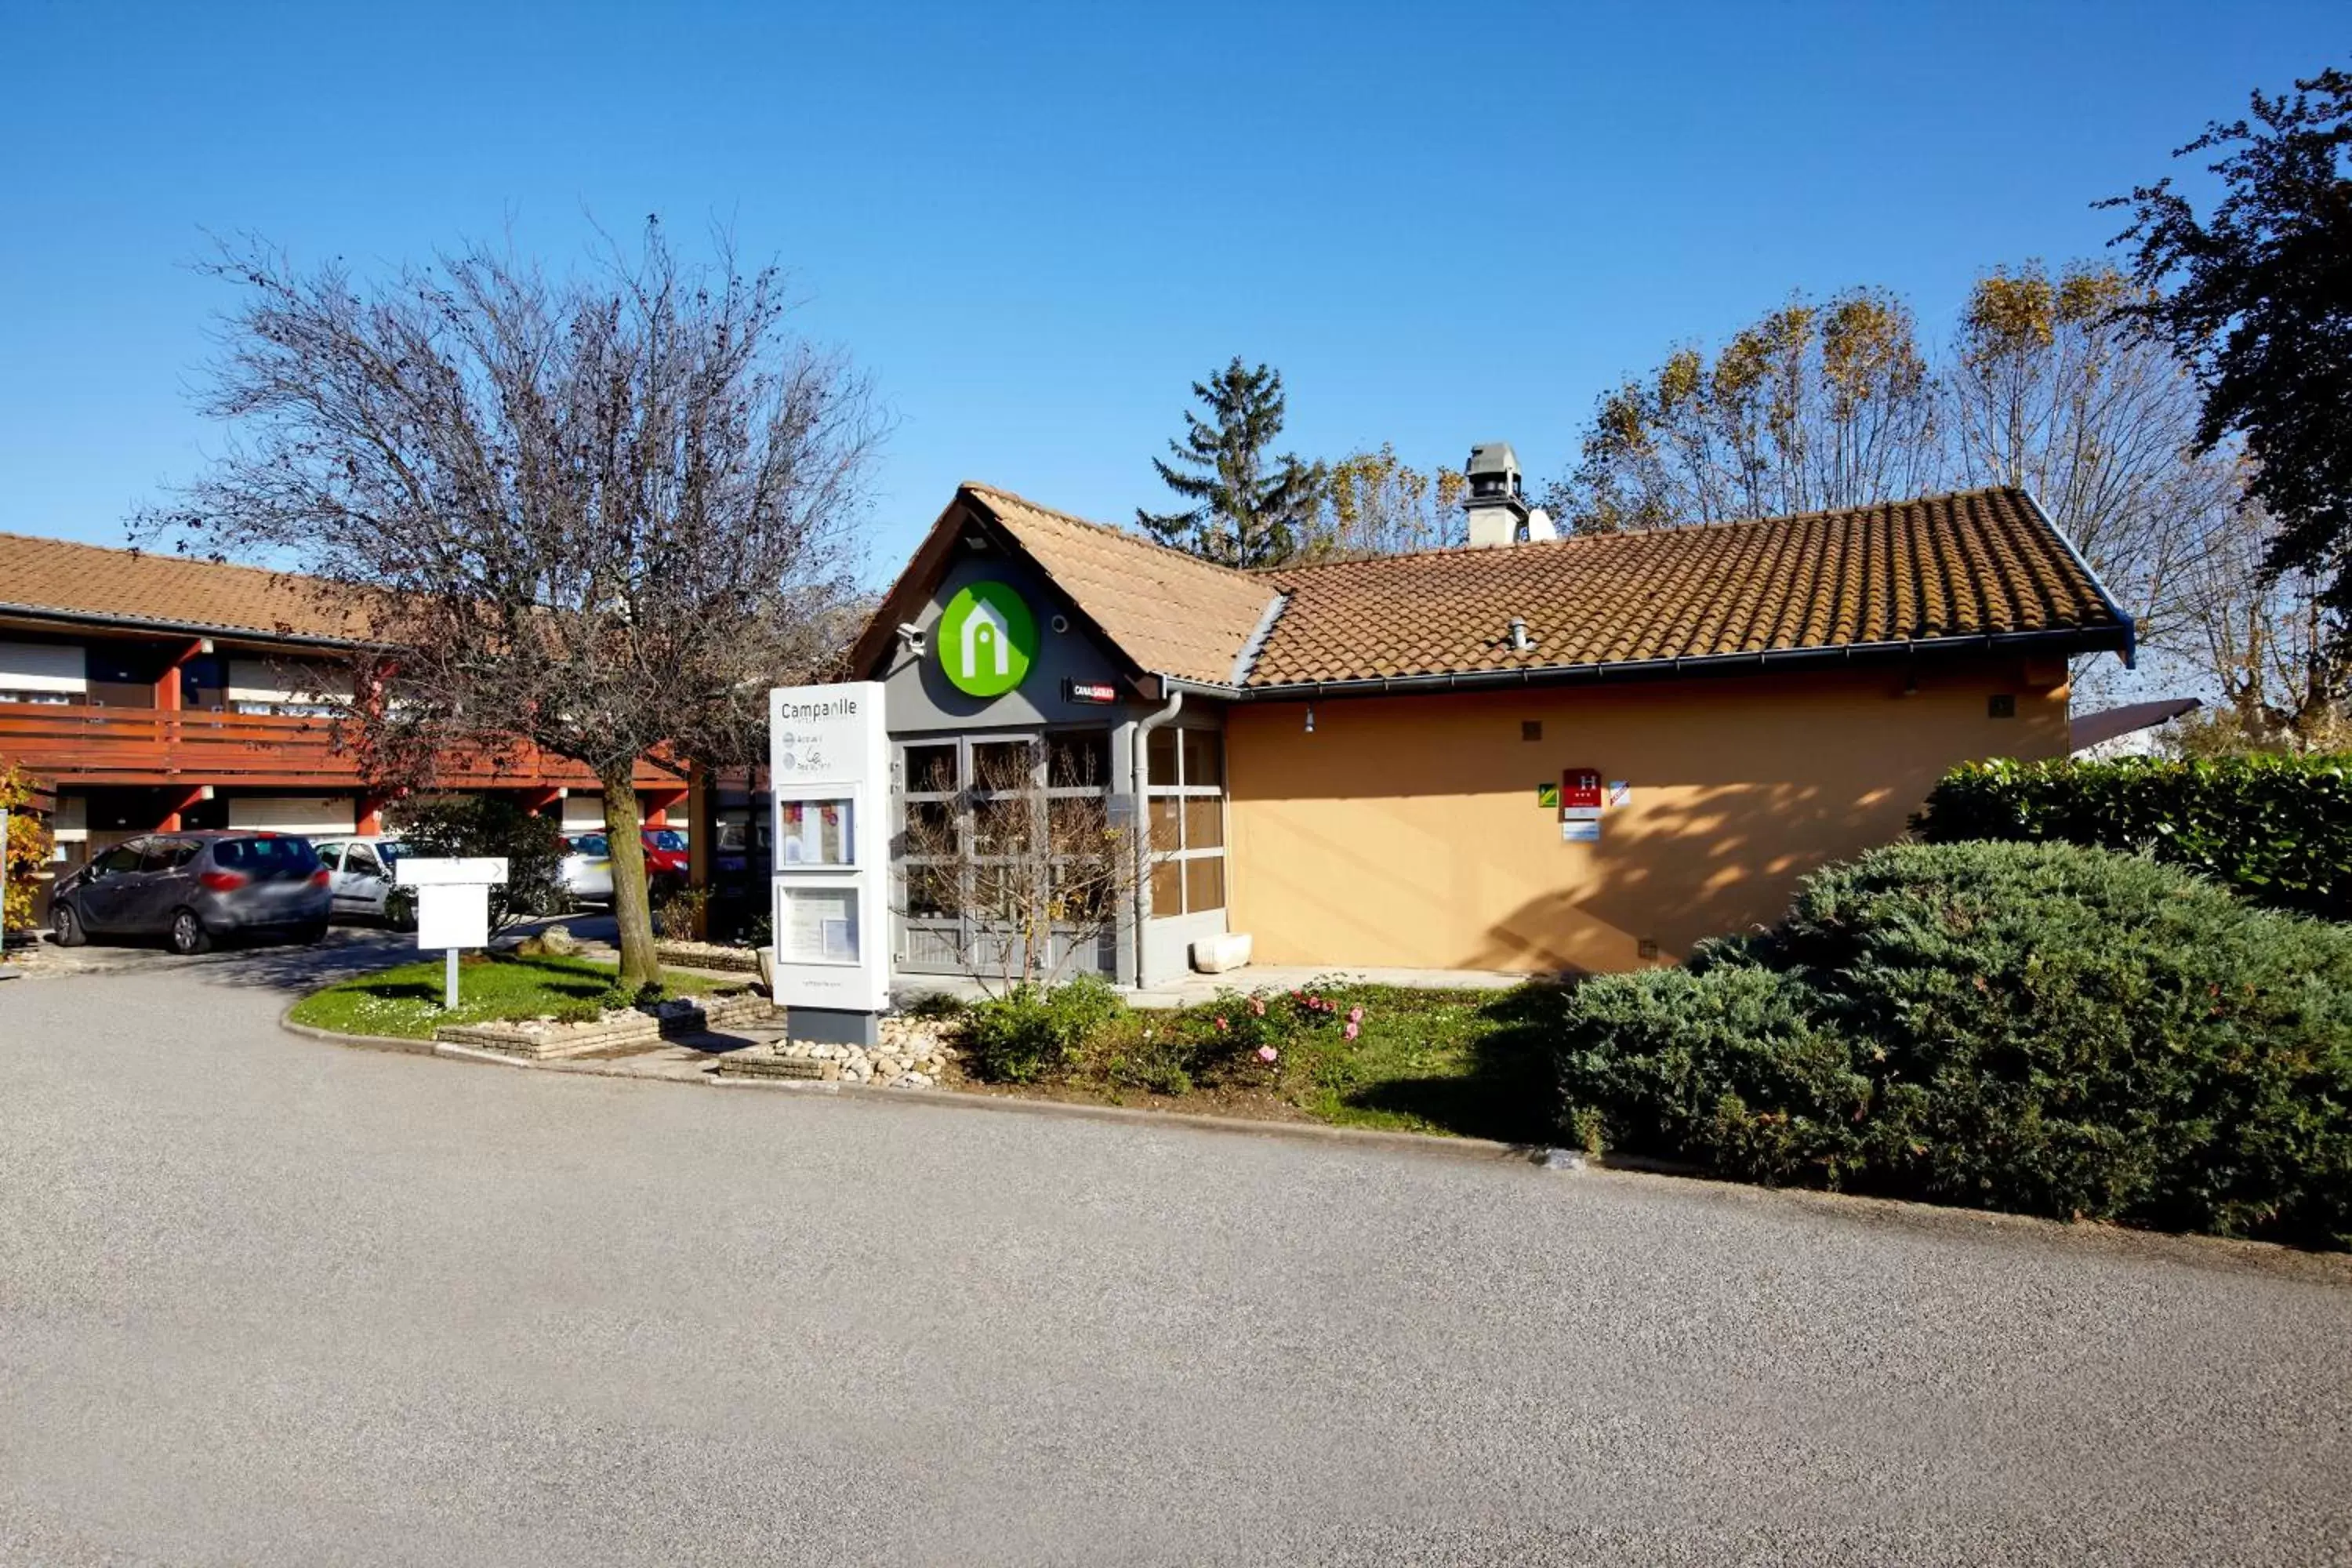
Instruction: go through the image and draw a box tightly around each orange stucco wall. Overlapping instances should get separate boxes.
[1224,659,2069,974]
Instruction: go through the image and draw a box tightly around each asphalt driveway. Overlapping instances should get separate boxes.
[2,953,2349,1566]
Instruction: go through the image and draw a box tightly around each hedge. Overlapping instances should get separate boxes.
[1914,753,2351,920]
[1555,841,2352,1248]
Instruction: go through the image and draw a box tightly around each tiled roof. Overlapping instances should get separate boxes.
[0,531,365,644]
[963,484,1281,687]
[1245,488,2127,688]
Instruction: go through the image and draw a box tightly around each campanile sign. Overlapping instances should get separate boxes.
[768,681,890,1044]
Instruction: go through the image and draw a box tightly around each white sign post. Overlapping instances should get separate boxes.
[768,681,889,1045]
[394,856,509,1010]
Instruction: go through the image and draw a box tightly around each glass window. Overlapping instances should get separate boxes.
[904,863,954,919]
[646,829,688,851]
[94,841,145,877]
[778,884,858,964]
[1185,857,1225,912]
[1183,798,1223,850]
[971,740,1034,792]
[212,836,321,877]
[905,743,958,793]
[570,834,610,857]
[904,799,955,851]
[344,844,383,877]
[1148,797,1181,854]
[1047,731,1111,790]
[1146,725,1179,785]
[972,795,1030,855]
[313,841,346,868]
[139,839,183,872]
[1149,858,1183,916]
[1046,795,1105,848]
[779,800,851,866]
[1181,729,1224,789]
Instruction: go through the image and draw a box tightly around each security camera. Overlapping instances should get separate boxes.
[896,622,927,656]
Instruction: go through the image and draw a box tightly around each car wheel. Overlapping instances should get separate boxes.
[168,908,213,956]
[292,919,330,946]
[52,901,86,948]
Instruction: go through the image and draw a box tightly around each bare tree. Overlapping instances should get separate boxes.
[2165,499,2348,751]
[895,741,1134,996]
[149,221,881,987]
[1555,288,1944,532]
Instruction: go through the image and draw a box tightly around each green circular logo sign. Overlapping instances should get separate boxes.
[938,581,1036,697]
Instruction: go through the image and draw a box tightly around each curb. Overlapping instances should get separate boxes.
[709,1072,1541,1165]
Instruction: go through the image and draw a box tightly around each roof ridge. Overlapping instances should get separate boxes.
[958,481,1269,584]
[1258,485,2037,578]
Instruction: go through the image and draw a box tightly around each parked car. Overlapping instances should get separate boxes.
[50,831,331,954]
[560,833,615,904]
[309,836,416,930]
[640,827,690,900]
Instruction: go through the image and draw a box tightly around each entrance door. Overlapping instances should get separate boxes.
[891,731,1117,980]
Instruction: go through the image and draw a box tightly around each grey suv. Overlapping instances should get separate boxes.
[51,832,333,954]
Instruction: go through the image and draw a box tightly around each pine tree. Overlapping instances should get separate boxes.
[1137,358,1322,568]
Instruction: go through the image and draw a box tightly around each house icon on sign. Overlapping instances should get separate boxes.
[961,601,1011,677]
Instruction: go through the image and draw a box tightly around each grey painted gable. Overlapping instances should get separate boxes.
[878,550,1147,733]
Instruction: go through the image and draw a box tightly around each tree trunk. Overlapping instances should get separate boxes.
[599,766,659,990]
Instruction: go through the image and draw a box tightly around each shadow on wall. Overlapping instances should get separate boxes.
[1465,777,1893,972]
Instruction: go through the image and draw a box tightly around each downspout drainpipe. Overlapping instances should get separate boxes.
[1131,687,1184,987]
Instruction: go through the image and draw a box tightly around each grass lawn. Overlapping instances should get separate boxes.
[966,981,1572,1145]
[287,953,738,1040]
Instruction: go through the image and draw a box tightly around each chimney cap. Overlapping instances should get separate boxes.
[1465,441,1520,480]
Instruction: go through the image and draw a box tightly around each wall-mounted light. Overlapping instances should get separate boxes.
[1305,704,1316,735]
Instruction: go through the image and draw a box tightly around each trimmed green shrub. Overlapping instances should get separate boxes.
[1915,753,2352,920]
[962,975,1125,1083]
[1556,841,2352,1247]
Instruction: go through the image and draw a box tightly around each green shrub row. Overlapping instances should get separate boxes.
[1554,841,2352,1249]
[1915,753,2352,920]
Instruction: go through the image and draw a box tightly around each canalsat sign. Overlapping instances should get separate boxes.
[1063,678,1119,706]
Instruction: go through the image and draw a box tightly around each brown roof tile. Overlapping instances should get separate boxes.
[963,484,1280,687]
[1243,488,2125,688]
[0,531,366,644]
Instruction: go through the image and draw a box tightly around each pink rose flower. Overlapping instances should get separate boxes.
[1249,996,1265,1017]
[1348,1005,1364,1025]
[1214,1016,1228,1031]
[1256,1044,1279,1063]
[1343,1021,1359,1040]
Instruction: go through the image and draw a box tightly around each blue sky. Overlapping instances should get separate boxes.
[2,1,2341,581]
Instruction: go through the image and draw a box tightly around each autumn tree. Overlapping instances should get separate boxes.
[1948,260,2237,701]
[151,223,880,989]
[1296,444,1468,560]
[1,764,53,935]
[2105,66,2352,624]
[1555,288,1944,532]
[1138,358,1322,566]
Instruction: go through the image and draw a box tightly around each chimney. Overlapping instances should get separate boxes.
[1465,441,1530,547]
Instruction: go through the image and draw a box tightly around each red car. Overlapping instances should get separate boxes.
[642,827,689,895]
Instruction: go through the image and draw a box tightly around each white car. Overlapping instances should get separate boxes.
[309,836,416,929]
[559,833,615,904]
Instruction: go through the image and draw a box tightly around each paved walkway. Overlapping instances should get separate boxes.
[3,949,2350,1565]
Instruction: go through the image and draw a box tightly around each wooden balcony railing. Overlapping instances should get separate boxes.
[0,703,678,792]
